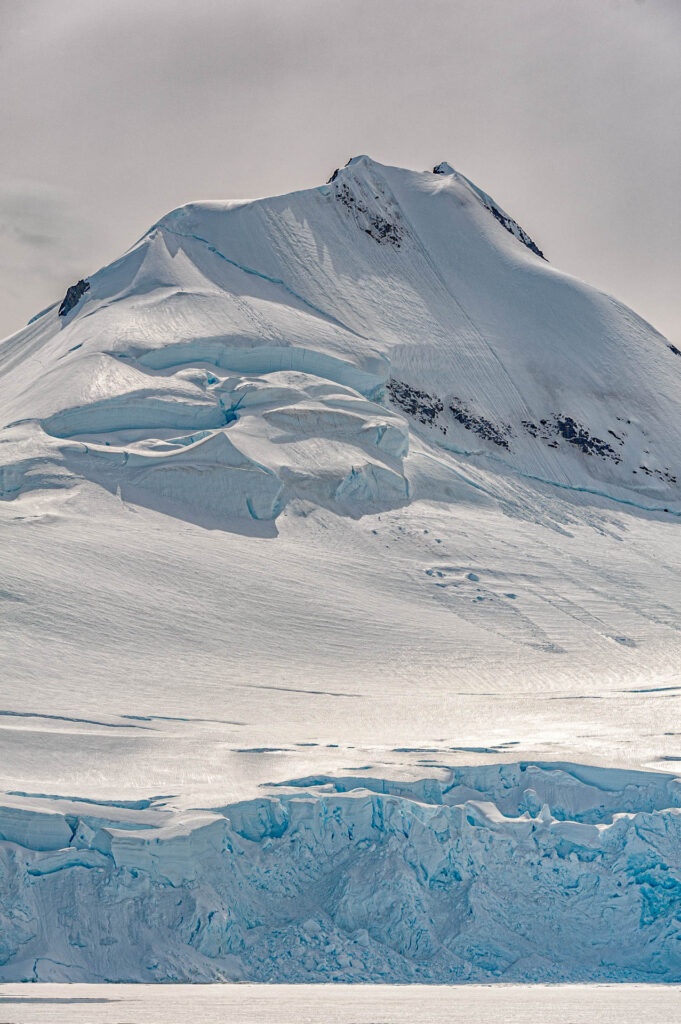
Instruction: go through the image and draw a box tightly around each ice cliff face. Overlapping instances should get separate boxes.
[2,763,681,982]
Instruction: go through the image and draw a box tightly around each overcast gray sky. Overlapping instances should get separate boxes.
[1,0,679,344]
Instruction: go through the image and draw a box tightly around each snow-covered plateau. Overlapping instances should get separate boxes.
[1,157,681,982]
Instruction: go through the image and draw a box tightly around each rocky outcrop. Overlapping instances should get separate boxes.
[58,279,90,317]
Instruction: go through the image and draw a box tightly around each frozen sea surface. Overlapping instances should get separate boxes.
[0,984,680,1024]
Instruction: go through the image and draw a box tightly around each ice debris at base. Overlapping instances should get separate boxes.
[2,762,681,983]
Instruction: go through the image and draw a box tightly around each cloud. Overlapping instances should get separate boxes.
[0,183,73,250]
[0,180,97,334]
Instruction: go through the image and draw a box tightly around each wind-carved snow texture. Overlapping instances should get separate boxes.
[2,764,681,982]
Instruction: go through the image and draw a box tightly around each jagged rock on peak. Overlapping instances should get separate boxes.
[58,278,90,317]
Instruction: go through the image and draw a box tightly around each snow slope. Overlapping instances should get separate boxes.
[1,157,681,981]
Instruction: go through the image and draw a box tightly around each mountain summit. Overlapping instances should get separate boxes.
[1,156,678,527]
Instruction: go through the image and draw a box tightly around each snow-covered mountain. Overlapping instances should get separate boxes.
[3,155,679,521]
[1,157,681,982]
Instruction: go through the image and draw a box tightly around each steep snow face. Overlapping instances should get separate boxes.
[1,156,679,524]
[433,162,546,258]
[3,763,681,983]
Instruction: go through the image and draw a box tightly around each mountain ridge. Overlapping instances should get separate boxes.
[1,156,679,527]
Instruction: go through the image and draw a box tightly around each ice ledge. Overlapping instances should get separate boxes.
[1,762,681,982]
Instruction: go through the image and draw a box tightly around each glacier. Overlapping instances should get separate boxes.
[1,156,681,982]
[3,763,681,982]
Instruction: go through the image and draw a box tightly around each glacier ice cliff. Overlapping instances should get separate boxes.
[2,762,681,983]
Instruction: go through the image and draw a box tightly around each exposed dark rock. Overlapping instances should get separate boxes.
[486,203,545,260]
[58,279,90,317]
[389,385,677,482]
[523,415,619,462]
[449,398,511,449]
[670,344,681,357]
[553,416,616,458]
[386,379,511,447]
[386,378,444,428]
[640,465,677,484]
[364,214,401,246]
[334,182,402,247]
[336,182,353,208]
